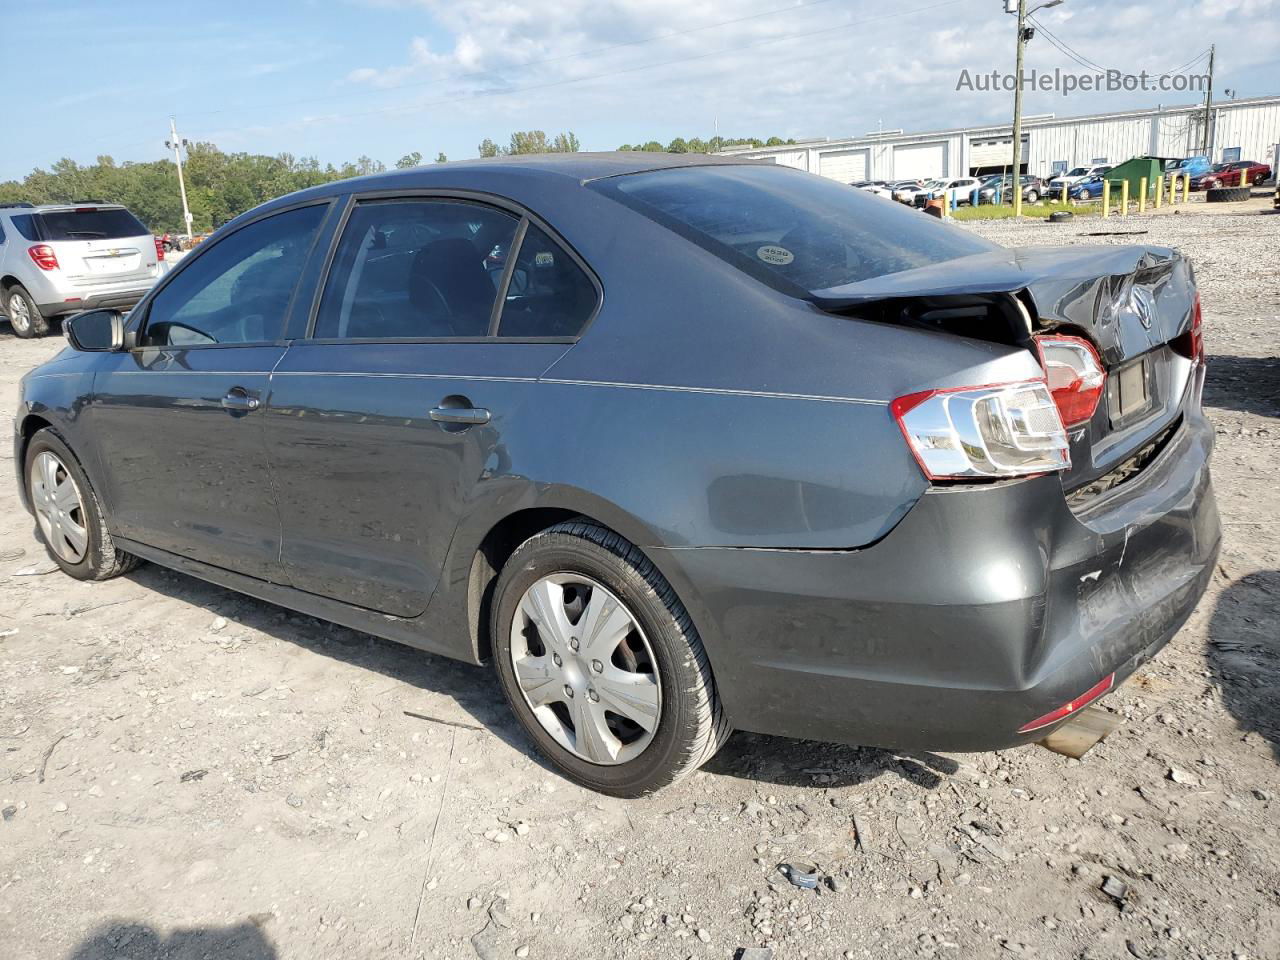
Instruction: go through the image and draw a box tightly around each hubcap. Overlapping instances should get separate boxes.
[510,574,661,765]
[8,293,31,333]
[29,451,88,563]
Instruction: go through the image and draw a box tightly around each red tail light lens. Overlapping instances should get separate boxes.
[1037,334,1106,428]
[154,236,165,262]
[28,244,59,271]
[892,380,1070,480]
[1172,292,1204,363]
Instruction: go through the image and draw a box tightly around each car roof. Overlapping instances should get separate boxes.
[328,151,757,192]
[3,203,129,213]
[234,151,774,228]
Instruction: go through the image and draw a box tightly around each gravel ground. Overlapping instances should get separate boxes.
[1,206,1277,960]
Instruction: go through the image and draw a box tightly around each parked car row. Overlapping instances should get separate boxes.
[1190,159,1272,190]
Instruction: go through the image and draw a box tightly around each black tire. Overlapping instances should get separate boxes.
[491,520,729,797]
[5,284,48,339]
[1206,186,1251,203]
[1025,189,1040,204]
[1048,211,1074,223]
[23,428,140,581]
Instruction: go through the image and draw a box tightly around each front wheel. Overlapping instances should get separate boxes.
[1025,190,1040,204]
[24,428,140,580]
[5,285,48,339]
[491,521,729,797]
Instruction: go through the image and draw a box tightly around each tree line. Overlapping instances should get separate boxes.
[0,129,795,233]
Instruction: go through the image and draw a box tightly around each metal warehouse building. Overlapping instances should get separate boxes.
[718,95,1280,182]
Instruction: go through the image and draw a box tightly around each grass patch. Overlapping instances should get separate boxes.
[949,200,1094,221]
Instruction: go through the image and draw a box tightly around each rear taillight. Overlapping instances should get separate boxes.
[1172,292,1204,363]
[154,236,165,262]
[28,244,59,271]
[1037,333,1106,428]
[892,380,1070,480]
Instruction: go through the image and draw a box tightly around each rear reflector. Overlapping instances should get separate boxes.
[1017,673,1115,734]
[28,244,58,271]
[1038,333,1106,428]
[892,380,1070,480]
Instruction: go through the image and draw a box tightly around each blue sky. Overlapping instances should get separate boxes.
[5,0,1278,180]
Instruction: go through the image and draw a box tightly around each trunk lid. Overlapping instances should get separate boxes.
[811,245,1199,494]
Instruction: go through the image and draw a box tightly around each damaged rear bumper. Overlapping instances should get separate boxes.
[653,394,1220,752]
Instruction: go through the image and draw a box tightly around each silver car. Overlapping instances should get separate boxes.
[0,202,161,338]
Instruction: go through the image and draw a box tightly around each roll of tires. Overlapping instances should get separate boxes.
[1206,186,1252,203]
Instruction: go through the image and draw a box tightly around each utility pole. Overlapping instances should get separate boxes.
[1201,44,1215,158]
[1007,0,1062,217]
[1010,0,1027,218]
[165,117,194,238]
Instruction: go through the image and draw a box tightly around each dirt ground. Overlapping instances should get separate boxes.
[1,205,1278,960]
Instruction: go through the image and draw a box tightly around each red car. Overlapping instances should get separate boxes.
[1191,160,1271,190]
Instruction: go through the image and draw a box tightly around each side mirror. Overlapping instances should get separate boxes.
[64,309,125,352]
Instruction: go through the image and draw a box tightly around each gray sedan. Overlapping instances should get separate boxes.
[13,154,1219,796]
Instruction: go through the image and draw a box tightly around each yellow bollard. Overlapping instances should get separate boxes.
[1169,175,1177,205]
[1102,179,1111,218]
[1183,174,1190,202]
[1139,176,1147,214]
[1062,180,1069,205]
[1155,175,1163,208]
[1241,167,1250,188]
[1121,180,1129,217]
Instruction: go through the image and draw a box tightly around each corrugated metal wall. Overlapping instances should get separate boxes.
[724,98,1280,182]
[1210,102,1280,164]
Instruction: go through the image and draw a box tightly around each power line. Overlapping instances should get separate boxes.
[1029,16,1209,79]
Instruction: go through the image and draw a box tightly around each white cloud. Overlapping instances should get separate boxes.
[322,0,1280,149]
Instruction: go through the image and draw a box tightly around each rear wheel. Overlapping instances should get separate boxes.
[491,520,729,796]
[5,285,48,339]
[1025,189,1040,204]
[24,428,139,580]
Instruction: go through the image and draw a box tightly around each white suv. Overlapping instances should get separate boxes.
[0,202,161,338]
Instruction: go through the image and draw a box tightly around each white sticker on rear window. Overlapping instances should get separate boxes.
[756,244,794,265]
[534,251,555,268]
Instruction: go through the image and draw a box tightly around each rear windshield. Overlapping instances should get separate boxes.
[591,164,994,295]
[34,208,149,241]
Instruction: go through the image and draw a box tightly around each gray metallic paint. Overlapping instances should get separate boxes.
[12,154,1220,751]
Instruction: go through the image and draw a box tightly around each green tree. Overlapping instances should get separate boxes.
[477,138,500,158]
[687,137,708,154]
[396,151,423,169]
[667,137,689,154]
[507,130,551,154]
[435,152,448,164]
[641,141,664,152]
[617,143,634,151]
[550,131,580,153]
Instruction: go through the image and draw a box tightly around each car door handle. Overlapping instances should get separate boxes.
[429,406,490,425]
[221,390,261,412]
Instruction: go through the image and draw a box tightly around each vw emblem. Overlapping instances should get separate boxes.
[1132,289,1154,330]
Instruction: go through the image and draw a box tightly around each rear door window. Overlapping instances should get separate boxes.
[496,224,597,338]
[315,199,518,339]
[592,164,995,296]
[34,208,149,241]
